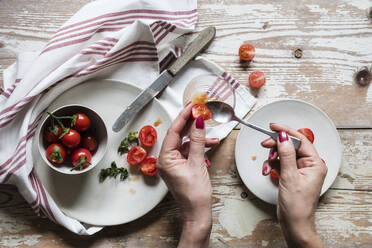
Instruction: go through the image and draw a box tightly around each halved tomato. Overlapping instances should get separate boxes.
[239,44,255,61]
[297,128,315,143]
[140,157,158,176]
[127,146,147,165]
[139,125,157,147]
[191,104,212,120]
[249,71,266,89]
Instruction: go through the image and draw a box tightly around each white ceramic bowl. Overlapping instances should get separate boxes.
[38,104,108,175]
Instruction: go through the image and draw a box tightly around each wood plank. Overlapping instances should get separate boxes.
[1,129,372,247]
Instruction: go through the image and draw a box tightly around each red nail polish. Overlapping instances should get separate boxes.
[269,151,275,159]
[186,101,192,107]
[262,165,268,175]
[279,131,288,142]
[262,138,271,144]
[205,159,211,167]
[211,138,219,141]
[196,116,204,129]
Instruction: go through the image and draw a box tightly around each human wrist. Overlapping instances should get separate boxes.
[281,219,324,248]
[179,215,212,248]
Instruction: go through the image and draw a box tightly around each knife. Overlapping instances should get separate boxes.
[112,26,216,132]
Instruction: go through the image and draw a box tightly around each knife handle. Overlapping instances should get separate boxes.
[168,27,216,76]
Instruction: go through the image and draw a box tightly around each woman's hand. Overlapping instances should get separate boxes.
[261,124,327,248]
[158,103,219,248]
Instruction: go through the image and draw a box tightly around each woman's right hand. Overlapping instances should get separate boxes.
[261,123,327,248]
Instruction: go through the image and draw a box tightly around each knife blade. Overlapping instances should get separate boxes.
[112,26,216,132]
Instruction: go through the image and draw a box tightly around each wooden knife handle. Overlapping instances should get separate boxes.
[167,26,216,76]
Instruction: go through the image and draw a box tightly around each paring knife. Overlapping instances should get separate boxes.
[112,26,216,132]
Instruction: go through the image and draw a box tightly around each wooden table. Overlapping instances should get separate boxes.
[1,0,371,247]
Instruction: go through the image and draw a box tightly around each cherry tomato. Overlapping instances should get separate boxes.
[297,128,315,143]
[44,126,62,143]
[61,129,81,148]
[72,113,91,131]
[46,144,66,164]
[139,125,157,147]
[270,169,279,180]
[249,71,266,89]
[127,146,147,165]
[82,134,98,151]
[71,148,92,169]
[140,157,158,176]
[191,104,212,120]
[239,43,255,61]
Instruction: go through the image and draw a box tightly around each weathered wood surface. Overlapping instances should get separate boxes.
[1,0,372,247]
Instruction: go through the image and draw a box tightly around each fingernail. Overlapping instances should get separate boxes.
[269,151,276,159]
[186,101,192,107]
[278,131,288,142]
[205,159,211,167]
[196,115,205,129]
[262,165,269,175]
[262,138,271,144]
[211,138,219,141]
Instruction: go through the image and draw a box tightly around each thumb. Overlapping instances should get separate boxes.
[277,131,297,177]
[189,115,206,164]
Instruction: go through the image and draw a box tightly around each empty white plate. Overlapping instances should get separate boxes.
[33,79,171,226]
[235,100,342,205]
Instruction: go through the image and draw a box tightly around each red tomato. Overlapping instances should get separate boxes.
[140,157,158,176]
[139,125,157,147]
[239,44,255,61]
[46,144,66,164]
[45,126,62,143]
[71,148,92,169]
[61,129,81,148]
[72,113,91,131]
[297,128,315,143]
[270,169,279,180]
[249,71,266,88]
[127,146,147,165]
[82,135,98,151]
[191,104,212,120]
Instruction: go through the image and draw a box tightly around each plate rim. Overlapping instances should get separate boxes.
[34,78,171,226]
[235,99,343,205]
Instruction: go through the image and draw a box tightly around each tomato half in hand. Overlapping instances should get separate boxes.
[61,129,81,148]
[72,113,91,131]
[127,146,147,165]
[71,148,92,170]
[249,71,266,89]
[46,144,66,164]
[297,128,315,143]
[82,134,98,151]
[139,125,157,147]
[270,169,279,180]
[239,43,255,61]
[45,125,62,143]
[140,157,158,176]
[191,104,212,120]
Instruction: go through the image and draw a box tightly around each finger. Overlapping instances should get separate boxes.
[276,131,297,178]
[205,138,220,147]
[261,137,276,148]
[204,154,211,168]
[268,147,278,161]
[162,102,193,151]
[189,116,206,164]
[270,123,318,157]
[262,160,271,175]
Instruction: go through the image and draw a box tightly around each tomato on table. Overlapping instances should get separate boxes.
[46,144,66,164]
[140,157,158,176]
[191,104,212,120]
[297,128,315,143]
[61,129,81,148]
[139,125,157,147]
[45,125,62,143]
[82,134,98,151]
[127,146,147,165]
[239,43,255,61]
[249,71,266,89]
[72,112,91,131]
[71,148,92,170]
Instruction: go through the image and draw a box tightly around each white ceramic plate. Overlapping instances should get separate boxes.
[33,79,171,226]
[235,100,342,205]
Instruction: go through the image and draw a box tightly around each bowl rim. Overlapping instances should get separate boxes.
[37,104,108,175]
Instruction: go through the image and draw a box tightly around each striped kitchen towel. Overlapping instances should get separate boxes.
[0,0,256,234]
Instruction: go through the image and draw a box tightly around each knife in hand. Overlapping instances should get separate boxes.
[112,26,216,132]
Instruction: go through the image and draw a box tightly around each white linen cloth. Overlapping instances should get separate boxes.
[0,0,256,234]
